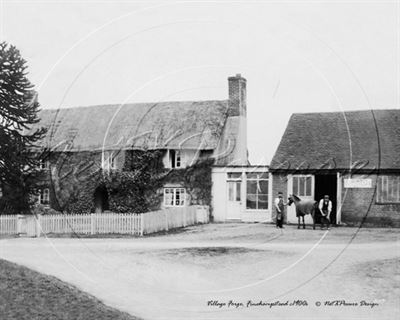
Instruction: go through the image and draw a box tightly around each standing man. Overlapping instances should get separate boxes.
[318,195,332,230]
[274,192,286,228]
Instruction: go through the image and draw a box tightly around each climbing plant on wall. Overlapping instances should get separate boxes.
[49,149,214,214]
[163,157,215,206]
[106,150,165,213]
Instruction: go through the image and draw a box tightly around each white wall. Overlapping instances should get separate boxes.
[213,115,248,166]
[211,166,272,222]
[211,170,227,222]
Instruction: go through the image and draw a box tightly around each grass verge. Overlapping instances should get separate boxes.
[0,259,140,320]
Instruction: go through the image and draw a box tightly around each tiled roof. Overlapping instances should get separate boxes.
[270,109,400,171]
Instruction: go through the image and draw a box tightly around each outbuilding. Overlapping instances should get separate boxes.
[269,109,400,227]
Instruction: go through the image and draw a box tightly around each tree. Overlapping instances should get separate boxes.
[0,42,46,214]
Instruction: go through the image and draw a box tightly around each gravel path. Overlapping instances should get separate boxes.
[1,224,399,319]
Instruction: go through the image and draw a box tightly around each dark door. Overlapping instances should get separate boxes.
[314,174,337,225]
[94,186,109,213]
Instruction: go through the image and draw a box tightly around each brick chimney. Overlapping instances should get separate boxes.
[228,73,246,117]
[213,74,248,166]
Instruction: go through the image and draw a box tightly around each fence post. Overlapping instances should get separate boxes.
[91,213,95,235]
[183,208,187,227]
[17,215,23,235]
[194,206,199,224]
[140,214,144,236]
[35,214,42,237]
[165,210,169,231]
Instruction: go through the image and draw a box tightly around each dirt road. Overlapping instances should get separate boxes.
[1,224,399,319]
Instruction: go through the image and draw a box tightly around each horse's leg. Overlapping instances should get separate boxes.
[312,212,316,230]
[297,216,300,229]
[303,216,305,229]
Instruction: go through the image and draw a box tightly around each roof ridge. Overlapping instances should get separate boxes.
[270,109,399,171]
[292,108,399,116]
[40,99,229,111]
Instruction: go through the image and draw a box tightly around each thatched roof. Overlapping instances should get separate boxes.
[30,100,229,152]
[270,109,400,172]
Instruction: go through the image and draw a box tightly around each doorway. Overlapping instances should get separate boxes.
[94,186,109,213]
[226,173,242,220]
[287,175,314,224]
[314,174,337,225]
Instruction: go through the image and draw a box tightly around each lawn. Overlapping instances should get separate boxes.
[0,259,140,320]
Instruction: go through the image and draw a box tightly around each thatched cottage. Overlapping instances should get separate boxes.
[31,74,249,215]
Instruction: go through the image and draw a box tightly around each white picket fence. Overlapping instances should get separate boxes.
[0,205,209,237]
[142,205,208,234]
[0,215,19,235]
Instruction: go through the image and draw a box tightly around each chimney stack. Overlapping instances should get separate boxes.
[228,74,246,117]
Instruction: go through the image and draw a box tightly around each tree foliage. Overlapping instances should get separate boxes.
[0,42,46,214]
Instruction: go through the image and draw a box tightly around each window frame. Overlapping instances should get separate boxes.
[227,181,241,202]
[37,158,50,171]
[376,175,400,204]
[246,172,269,210]
[34,188,50,206]
[102,151,117,170]
[175,150,181,168]
[169,150,182,169]
[292,175,313,197]
[227,172,242,202]
[109,152,117,169]
[164,187,186,207]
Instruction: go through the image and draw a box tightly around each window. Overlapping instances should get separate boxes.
[34,188,50,206]
[293,175,312,197]
[169,150,182,168]
[377,175,400,203]
[102,151,117,170]
[246,172,269,210]
[176,151,181,168]
[228,182,241,201]
[164,188,186,206]
[37,158,49,170]
[110,153,116,169]
[227,172,242,202]
[227,172,242,180]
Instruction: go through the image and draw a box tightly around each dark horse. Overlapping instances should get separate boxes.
[287,194,317,229]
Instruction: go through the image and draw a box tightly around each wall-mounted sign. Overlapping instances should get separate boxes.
[344,178,372,188]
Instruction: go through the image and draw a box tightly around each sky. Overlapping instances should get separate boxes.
[1,0,399,164]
